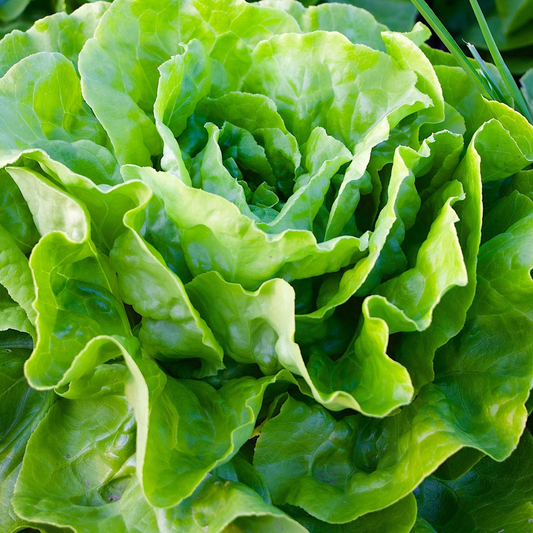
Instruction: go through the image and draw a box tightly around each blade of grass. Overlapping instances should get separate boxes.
[468,0,533,123]
[409,0,493,100]
[465,42,510,107]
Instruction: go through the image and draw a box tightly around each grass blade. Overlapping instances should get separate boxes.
[468,0,533,123]
[465,42,510,107]
[409,0,493,100]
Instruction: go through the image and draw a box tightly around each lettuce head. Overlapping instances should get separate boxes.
[0,1,532,532]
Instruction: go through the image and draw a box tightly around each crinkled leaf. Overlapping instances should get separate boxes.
[0,2,110,76]
[9,167,133,389]
[109,186,224,378]
[187,270,412,417]
[0,52,119,185]
[0,169,39,255]
[253,187,533,523]
[79,0,299,165]
[123,164,368,291]
[123,350,295,507]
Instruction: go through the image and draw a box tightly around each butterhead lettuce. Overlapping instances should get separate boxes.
[0,1,532,532]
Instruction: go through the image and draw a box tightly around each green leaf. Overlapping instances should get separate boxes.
[6,150,146,253]
[190,123,256,218]
[140,193,193,283]
[195,91,301,193]
[123,164,368,291]
[187,270,412,416]
[78,0,299,166]
[151,474,309,533]
[123,350,295,508]
[12,389,137,531]
[154,39,211,180]
[244,31,429,149]
[253,178,533,523]
[324,24,446,240]
[8,167,134,390]
[11,375,307,533]
[0,2,110,76]
[0,332,55,532]
[0,169,40,255]
[186,271,293,375]
[0,220,36,333]
[433,448,485,481]
[297,3,388,52]
[258,126,352,234]
[300,141,426,321]
[109,184,224,378]
[284,493,417,532]
[0,52,119,185]
[328,0,417,33]
[416,430,533,533]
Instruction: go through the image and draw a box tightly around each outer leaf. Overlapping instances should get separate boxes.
[0,52,119,185]
[11,381,306,532]
[186,271,292,375]
[150,475,309,532]
[7,167,134,390]
[9,157,225,380]
[0,286,33,336]
[123,349,296,508]
[14,396,307,533]
[0,332,55,532]
[253,158,533,524]
[0,221,36,332]
[0,2,110,76]
[109,186,224,378]
[0,169,39,255]
[12,389,138,532]
[284,494,417,533]
[187,270,411,416]
[5,151,146,254]
[416,430,533,533]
